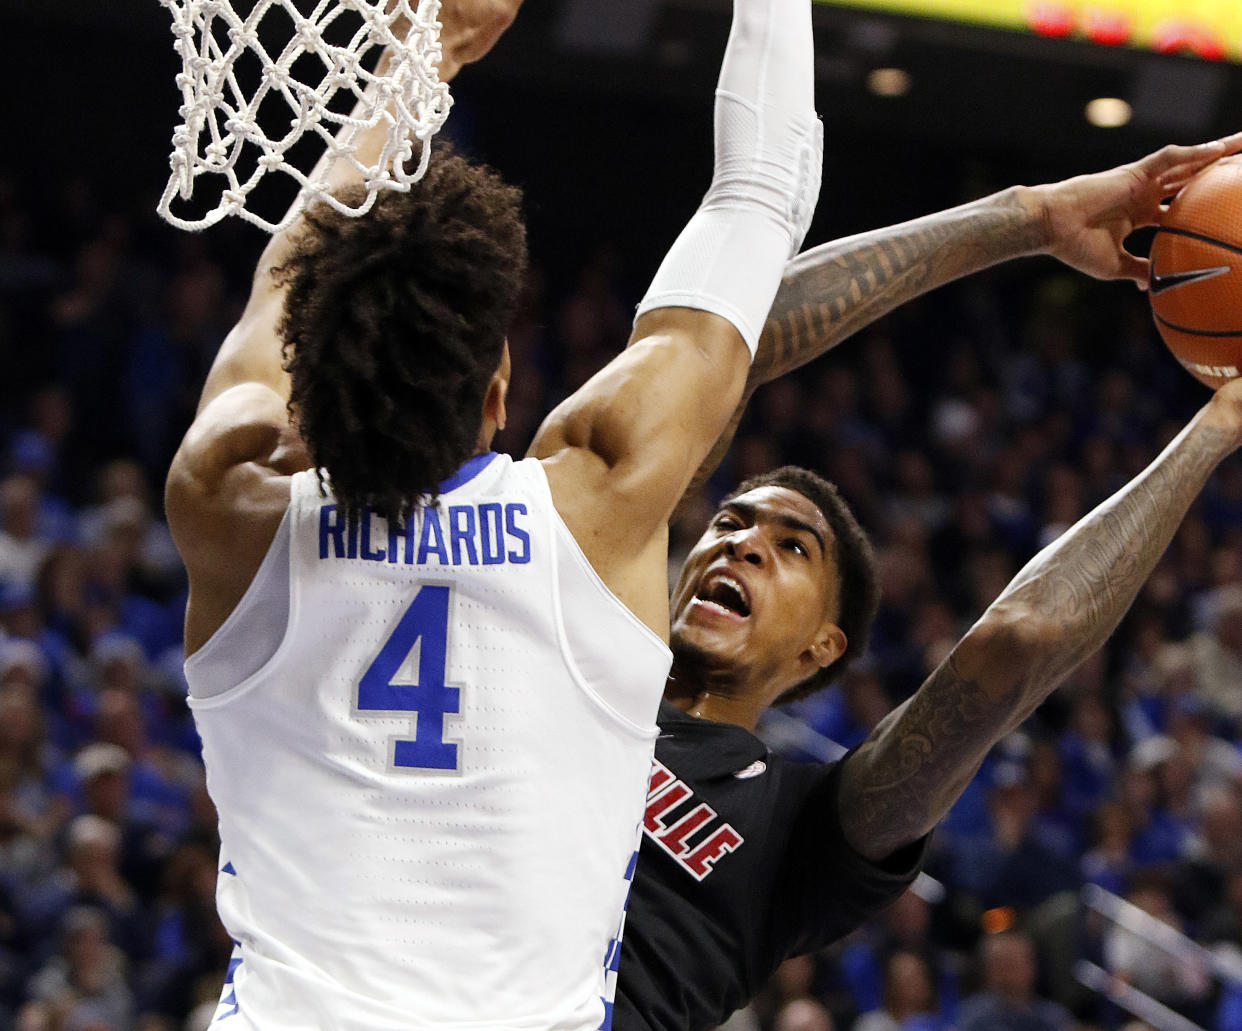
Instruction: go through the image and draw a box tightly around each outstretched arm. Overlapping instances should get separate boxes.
[532,0,822,632]
[686,135,1242,493]
[836,380,1242,861]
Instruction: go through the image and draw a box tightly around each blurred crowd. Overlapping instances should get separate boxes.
[3,157,1242,1031]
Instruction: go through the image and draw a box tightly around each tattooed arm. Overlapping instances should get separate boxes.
[684,137,1242,494]
[836,381,1242,861]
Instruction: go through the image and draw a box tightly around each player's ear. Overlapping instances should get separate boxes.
[483,341,511,432]
[808,623,846,670]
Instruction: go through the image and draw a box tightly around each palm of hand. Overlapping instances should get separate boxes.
[1043,165,1161,282]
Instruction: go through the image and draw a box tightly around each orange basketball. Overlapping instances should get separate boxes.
[1150,158,1242,389]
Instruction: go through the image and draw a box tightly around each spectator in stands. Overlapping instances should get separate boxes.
[1173,782,1242,929]
[1103,870,1212,1021]
[0,475,52,589]
[1026,739,1078,858]
[951,762,1079,912]
[81,529,178,661]
[852,951,945,1031]
[0,678,68,881]
[77,461,182,598]
[1146,745,1200,847]
[1187,584,1242,724]
[778,998,836,1031]
[839,890,958,1022]
[138,837,231,1026]
[1080,801,1135,898]
[1058,693,1119,825]
[69,741,172,906]
[1117,756,1188,867]
[89,689,193,841]
[36,546,92,662]
[956,930,1073,1031]
[1162,694,1242,795]
[32,815,143,954]
[7,431,74,546]
[26,906,134,1031]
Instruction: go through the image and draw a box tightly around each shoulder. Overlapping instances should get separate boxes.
[167,383,307,653]
[167,385,303,549]
[169,384,296,491]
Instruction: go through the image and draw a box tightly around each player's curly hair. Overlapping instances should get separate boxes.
[722,466,879,702]
[275,146,527,526]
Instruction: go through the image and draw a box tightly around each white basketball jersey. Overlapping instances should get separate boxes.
[185,453,671,1030]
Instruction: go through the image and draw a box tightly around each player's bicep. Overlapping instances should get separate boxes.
[534,309,751,520]
[168,386,291,543]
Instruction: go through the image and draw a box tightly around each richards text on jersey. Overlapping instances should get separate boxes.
[318,502,532,566]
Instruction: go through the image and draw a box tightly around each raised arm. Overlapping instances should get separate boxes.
[687,135,1242,493]
[531,0,822,631]
[836,380,1242,861]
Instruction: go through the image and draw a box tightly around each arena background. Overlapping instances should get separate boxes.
[3,1,1242,1029]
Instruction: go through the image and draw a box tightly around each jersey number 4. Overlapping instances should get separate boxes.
[357,585,461,771]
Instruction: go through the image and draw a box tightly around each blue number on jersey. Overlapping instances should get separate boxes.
[357,585,460,770]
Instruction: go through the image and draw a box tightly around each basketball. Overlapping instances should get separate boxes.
[1150,158,1242,388]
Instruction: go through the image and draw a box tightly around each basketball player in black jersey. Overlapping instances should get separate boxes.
[612,135,1242,1031]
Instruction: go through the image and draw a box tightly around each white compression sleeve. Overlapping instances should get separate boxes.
[634,0,822,356]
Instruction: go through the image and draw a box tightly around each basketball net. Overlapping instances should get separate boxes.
[157,0,451,233]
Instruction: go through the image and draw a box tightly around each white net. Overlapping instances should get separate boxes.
[157,0,452,233]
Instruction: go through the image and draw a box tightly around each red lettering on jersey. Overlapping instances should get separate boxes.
[644,782,691,832]
[647,761,675,799]
[683,825,744,880]
[642,757,745,878]
[656,803,716,854]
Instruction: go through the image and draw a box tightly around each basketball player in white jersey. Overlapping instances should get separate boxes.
[164,0,824,1028]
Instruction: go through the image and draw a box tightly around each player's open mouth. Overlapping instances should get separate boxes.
[693,574,751,618]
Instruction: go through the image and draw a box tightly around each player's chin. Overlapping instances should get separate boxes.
[669,627,738,679]
[671,604,749,657]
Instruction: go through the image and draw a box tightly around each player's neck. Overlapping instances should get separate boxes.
[664,673,766,732]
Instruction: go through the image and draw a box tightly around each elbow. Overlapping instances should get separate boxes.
[953,601,1060,689]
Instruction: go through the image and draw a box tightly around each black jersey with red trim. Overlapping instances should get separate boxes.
[613,702,925,1031]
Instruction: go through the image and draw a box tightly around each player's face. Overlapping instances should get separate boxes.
[670,486,845,693]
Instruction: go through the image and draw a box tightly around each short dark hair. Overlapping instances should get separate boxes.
[276,146,527,526]
[722,466,878,702]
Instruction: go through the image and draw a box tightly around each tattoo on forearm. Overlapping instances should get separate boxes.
[753,190,1042,386]
[839,419,1233,859]
[682,192,1043,502]
[840,655,1021,858]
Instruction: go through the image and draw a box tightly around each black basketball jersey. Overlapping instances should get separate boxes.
[613,702,926,1031]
